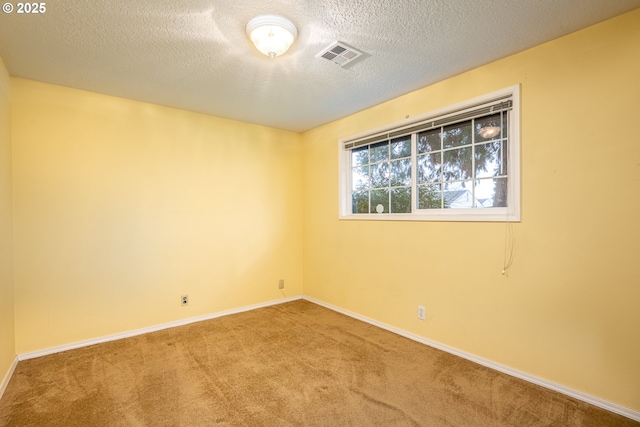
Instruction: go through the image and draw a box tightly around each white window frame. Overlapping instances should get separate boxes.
[338,85,520,222]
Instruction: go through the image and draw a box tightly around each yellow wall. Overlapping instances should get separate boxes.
[0,58,15,385]
[302,9,640,411]
[11,79,303,353]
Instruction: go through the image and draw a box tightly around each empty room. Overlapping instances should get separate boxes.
[1,1,639,426]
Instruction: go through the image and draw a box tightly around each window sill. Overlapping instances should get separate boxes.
[339,208,520,222]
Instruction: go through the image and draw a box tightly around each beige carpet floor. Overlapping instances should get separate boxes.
[0,300,637,427]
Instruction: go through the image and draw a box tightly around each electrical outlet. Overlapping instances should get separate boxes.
[181,295,189,306]
[417,305,425,320]
[278,279,285,289]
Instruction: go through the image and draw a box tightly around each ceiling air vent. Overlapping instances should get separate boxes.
[316,42,364,66]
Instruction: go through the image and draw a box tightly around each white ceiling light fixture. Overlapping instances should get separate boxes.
[246,15,298,58]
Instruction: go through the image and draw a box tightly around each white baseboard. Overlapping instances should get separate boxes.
[0,355,18,400]
[18,296,302,361]
[302,296,640,423]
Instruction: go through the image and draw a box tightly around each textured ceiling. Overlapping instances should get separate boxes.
[1,0,639,132]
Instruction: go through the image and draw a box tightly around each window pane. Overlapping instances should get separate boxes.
[475,113,503,142]
[418,184,442,209]
[417,153,441,184]
[370,189,389,213]
[370,162,389,189]
[352,166,369,191]
[352,191,369,213]
[351,146,369,166]
[344,91,517,220]
[390,187,411,213]
[417,129,441,153]
[390,158,411,187]
[443,181,473,209]
[443,121,472,149]
[443,147,472,181]
[475,141,506,178]
[503,112,508,138]
[391,136,411,159]
[370,141,389,163]
[475,178,508,208]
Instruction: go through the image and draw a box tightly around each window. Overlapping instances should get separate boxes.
[339,86,520,222]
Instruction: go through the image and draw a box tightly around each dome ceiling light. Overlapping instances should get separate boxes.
[246,15,298,58]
